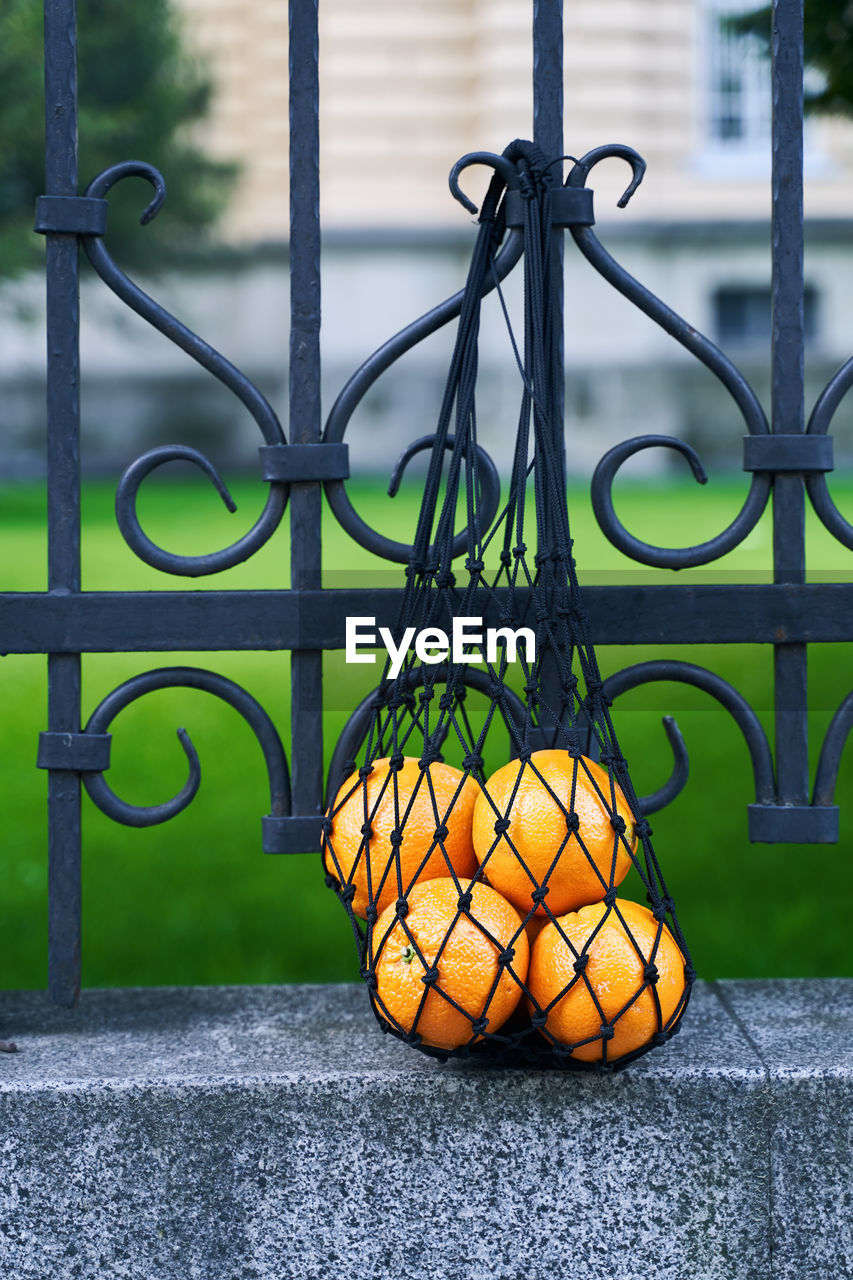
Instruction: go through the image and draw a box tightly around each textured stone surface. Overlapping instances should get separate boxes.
[715,980,853,1280]
[0,980,849,1279]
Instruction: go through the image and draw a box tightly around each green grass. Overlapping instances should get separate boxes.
[2,470,853,990]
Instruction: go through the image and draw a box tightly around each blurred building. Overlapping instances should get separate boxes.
[178,0,853,230]
[2,0,852,476]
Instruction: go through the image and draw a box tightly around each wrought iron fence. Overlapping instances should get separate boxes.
[6,0,852,1007]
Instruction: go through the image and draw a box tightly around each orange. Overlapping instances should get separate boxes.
[524,915,549,947]
[370,877,529,1050]
[526,898,687,1062]
[324,757,480,918]
[472,749,636,917]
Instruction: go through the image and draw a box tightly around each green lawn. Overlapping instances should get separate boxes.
[2,471,853,990]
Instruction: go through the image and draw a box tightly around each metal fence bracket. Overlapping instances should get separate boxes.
[259,443,350,483]
[33,195,108,236]
[742,434,834,473]
[36,732,112,773]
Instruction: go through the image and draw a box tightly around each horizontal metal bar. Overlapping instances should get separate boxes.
[34,194,108,236]
[743,434,833,472]
[1,583,852,653]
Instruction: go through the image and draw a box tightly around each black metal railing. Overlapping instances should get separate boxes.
[5,0,852,1006]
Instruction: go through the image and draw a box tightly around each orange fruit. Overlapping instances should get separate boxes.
[472,749,636,917]
[526,898,687,1062]
[524,915,549,947]
[324,757,480,918]
[370,877,529,1050]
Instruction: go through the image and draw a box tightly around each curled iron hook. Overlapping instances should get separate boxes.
[448,150,521,215]
[84,722,202,828]
[82,667,291,828]
[84,158,167,224]
[634,716,690,815]
[385,432,501,559]
[566,144,647,208]
[602,660,775,812]
[113,445,288,578]
[590,433,769,569]
[112,444,285,577]
[81,162,288,576]
[591,436,713,570]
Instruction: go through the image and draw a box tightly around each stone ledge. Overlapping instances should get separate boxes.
[1,980,851,1280]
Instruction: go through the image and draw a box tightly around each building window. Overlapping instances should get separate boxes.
[704,0,771,153]
[713,284,819,346]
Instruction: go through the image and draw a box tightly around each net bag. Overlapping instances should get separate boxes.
[322,141,694,1069]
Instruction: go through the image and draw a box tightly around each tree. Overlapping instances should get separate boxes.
[730,0,853,117]
[0,0,237,279]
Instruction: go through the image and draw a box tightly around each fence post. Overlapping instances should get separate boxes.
[771,0,808,807]
[43,0,83,1008]
[288,0,325,825]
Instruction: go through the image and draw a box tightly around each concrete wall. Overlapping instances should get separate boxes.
[2,981,851,1278]
[173,0,853,236]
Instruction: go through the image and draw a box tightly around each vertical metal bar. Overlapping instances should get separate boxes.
[532,0,568,743]
[533,0,565,474]
[43,0,82,1005]
[771,0,809,804]
[289,0,324,821]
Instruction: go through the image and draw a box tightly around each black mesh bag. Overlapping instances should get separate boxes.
[322,141,694,1070]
